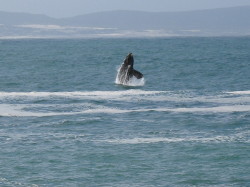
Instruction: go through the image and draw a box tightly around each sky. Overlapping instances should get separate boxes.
[1,0,250,18]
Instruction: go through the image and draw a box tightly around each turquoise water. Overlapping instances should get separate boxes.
[0,37,250,186]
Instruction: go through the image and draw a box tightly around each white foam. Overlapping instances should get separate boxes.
[0,90,162,99]
[105,132,249,144]
[0,103,130,117]
[127,105,250,113]
[1,90,250,117]
[0,177,38,187]
[123,93,250,105]
[227,90,250,95]
[1,103,250,117]
[1,90,250,105]
[1,131,86,142]
[154,105,250,113]
[116,76,145,87]
[105,137,183,144]
[125,77,145,87]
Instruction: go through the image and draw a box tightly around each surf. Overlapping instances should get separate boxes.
[1,90,250,117]
[0,90,161,99]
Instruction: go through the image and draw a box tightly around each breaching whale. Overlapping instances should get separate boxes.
[116,53,144,85]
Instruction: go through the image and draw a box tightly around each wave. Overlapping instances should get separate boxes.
[1,90,250,117]
[104,131,250,144]
[227,90,250,95]
[1,104,250,117]
[0,90,162,99]
[1,90,250,104]
[0,131,86,142]
[0,177,38,187]
[3,129,248,144]
[153,105,250,113]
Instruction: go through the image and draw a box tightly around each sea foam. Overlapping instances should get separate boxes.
[0,90,161,99]
[227,90,250,95]
[1,90,250,117]
[104,131,250,144]
[1,103,250,117]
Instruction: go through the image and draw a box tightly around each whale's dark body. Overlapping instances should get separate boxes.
[117,53,143,84]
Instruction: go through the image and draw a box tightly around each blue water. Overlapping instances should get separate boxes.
[0,37,250,186]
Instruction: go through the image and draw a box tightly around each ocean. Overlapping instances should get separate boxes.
[0,37,250,186]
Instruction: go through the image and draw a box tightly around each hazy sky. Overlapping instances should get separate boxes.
[1,0,250,18]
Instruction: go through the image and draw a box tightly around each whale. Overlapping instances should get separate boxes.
[116,53,143,85]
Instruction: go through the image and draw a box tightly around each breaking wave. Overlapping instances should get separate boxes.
[103,131,250,144]
[1,90,250,117]
[226,90,250,95]
[0,90,159,99]
[1,104,250,117]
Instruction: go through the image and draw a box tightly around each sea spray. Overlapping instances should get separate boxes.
[115,66,145,86]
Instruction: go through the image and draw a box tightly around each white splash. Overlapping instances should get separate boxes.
[115,66,145,87]
[121,76,145,87]
[227,90,250,95]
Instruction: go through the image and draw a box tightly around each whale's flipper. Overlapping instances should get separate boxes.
[132,69,143,79]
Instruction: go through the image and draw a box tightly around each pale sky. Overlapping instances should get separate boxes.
[1,0,250,18]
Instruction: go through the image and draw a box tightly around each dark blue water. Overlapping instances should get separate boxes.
[0,37,250,186]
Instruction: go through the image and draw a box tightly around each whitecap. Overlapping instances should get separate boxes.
[227,90,250,95]
[104,131,249,144]
[1,103,250,117]
[0,90,163,100]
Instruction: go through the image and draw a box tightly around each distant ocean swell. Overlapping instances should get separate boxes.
[1,90,250,117]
